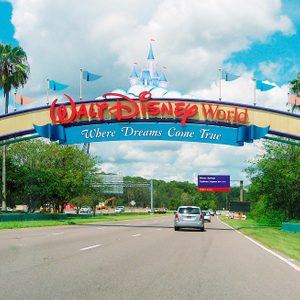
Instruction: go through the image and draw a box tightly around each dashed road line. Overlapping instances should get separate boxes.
[80,244,102,251]
[48,232,64,236]
[131,234,141,237]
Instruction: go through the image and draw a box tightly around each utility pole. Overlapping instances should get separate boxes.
[1,146,6,211]
[150,179,154,213]
[240,180,244,202]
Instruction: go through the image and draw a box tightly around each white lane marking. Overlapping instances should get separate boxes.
[80,244,102,251]
[219,218,300,272]
[48,232,64,236]
[131,234,141,237]
[96,227,104,230]
[156,228,162,231]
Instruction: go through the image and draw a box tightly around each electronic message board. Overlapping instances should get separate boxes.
[198,175,230,192]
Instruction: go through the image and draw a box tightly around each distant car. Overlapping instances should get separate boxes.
[0,207,13,212]
[216,210,222,215]
[202,210,211,222]
[79,207,92,213]
[174,206,205,231]
[147,208,167,214]
[115,206,125,213]
[208,209,215,216]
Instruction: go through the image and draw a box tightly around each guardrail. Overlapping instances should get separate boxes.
[0,213,69,222]
[282,222,300,233]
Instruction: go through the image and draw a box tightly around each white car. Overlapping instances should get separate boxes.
[202,211,212,222]
[174,206,205,231]
[115,206,125,213]
[79,207,92,213]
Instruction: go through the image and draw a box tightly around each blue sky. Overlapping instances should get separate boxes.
[0,0,299,184]
[0,1,17,46]
[228,0,300,86]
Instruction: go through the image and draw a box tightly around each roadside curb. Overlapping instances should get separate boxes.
[218,217,300,272]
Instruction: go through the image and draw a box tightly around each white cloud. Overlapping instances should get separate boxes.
[11,0,294,99]
[90,140,260,185]
[259,61,283,81]
[7,0,295,184]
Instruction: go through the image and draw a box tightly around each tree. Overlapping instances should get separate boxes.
[289,72,300,112]
[6,140,100,212]
[0,44,30,211]
[246,141,300,221]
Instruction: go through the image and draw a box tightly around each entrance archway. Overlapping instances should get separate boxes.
[1,91,299,146]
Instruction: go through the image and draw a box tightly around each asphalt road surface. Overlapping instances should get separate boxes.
[0,216,299,300]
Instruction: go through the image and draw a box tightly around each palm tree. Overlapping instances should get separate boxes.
[289,72,300,112]
[0,43,30,211]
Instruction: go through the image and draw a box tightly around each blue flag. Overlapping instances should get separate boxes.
[83,70,102,81]
[222,70,240,81]
[49,80,69,91]
[256,80,275,91]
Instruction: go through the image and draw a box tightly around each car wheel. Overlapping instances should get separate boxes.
[200,227,205,232]
[174,227,179,231]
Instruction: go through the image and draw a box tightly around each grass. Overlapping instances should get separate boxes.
[0,213,169,230]
[220,216,300,262]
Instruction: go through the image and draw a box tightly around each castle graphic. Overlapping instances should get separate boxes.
[128,43,168,89]
[105,43,193,99]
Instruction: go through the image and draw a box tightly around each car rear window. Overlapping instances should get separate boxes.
[178,207,200,214]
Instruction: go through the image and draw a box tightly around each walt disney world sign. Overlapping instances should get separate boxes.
[0,91,299,146]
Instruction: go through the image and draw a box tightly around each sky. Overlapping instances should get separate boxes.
[0,0,299,186]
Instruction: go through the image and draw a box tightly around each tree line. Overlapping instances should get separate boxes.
[1,138,299,223]
[0,139,242,213]
[119,176,241,211]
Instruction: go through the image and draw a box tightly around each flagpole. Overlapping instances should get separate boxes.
[218,67,222,101]
[46,78,50,105]
[80,68,83,100]
[80,68,90,154]
[253,79,257,106]
[14,91,17,111]
[286,93,290,112]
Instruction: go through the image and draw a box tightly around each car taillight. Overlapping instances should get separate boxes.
[175,213,179,220]
[200,214,204,221]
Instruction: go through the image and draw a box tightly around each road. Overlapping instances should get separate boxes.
[0,216,299,300]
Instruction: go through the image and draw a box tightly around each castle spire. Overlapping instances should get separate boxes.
[147,43,155,60]
[129,64,139,86]
[147,43,155,79]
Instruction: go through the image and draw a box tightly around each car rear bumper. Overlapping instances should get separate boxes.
[174,220,204,229]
